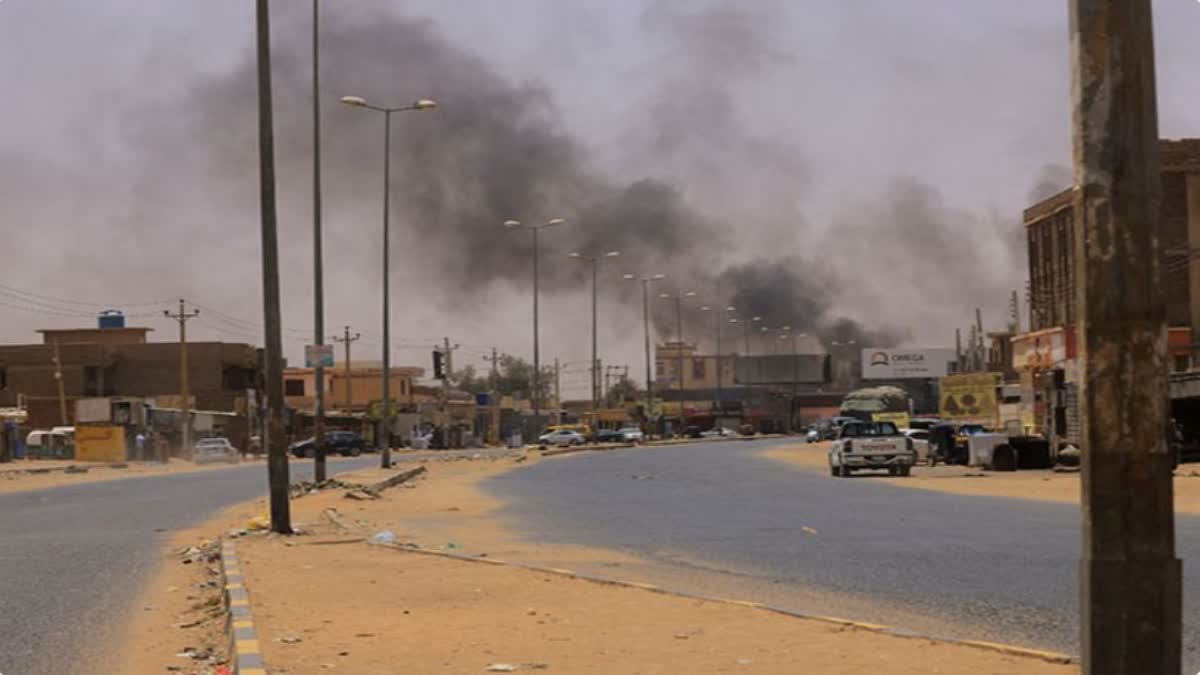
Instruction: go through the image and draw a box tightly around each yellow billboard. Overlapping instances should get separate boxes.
[74,424,128,463]
[871,412,911,428]
[939,372,1002,426]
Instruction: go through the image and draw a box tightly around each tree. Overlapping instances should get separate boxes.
[606,375,641,407]
[451,355,553,403]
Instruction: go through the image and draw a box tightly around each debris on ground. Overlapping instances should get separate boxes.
[63,465,89,474]
[243,513,272,531]
[344,489,380,501]
[370,531,397,545]
[631,474,654,480]
[178,540,220,565]
[276,635,303,644]
[485,664,549,672]
[289,478,364,498]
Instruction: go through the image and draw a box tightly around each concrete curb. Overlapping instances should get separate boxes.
[369,540,1075,666]
[220,541,267,675]
[539,434,790,458]
[0,461,130,476]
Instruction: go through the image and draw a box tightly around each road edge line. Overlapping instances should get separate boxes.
[221,540,268,675]
[368,540,1074,666]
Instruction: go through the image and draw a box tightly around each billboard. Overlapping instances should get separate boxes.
[305,344,335,368]
[939,372,1002,425]
[733,354,829,385]
[861,348,954,380]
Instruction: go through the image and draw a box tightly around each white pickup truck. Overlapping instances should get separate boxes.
[828,420,916,477]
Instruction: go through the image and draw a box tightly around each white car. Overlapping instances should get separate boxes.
[193,437,240,464]
[805,428,820,443]
[901,428,932,464]
[828,421,915,477]
[538,429,586,447]
[616,426,645,443]
[701,427,736,438]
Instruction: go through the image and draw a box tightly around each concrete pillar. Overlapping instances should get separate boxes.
[1187,173,1200,368]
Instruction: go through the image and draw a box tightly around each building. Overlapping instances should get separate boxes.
[1025,138,1200,352]
[1015,138,1200,446]
[283,362,424,414]
[653,341,832,431]
[0,318,259,430]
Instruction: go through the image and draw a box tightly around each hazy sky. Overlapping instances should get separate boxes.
[2,1,1198,399]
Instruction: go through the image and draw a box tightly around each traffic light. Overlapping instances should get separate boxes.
[433,350,446,379]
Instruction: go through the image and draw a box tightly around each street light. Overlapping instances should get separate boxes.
[699,304,737,417]
[341,93,437,468]
[623,273,666,427]
[658,289,696,434]
[504,218,567,439]
[569,250,620,424]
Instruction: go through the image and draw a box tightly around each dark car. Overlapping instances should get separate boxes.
[290,430,367,458]
[684,425,704,439]
[596,428,623,443]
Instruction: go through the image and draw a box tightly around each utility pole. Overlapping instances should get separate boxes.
[332,326,359,410]
[164,299,199,460]
[954,328,963,373]
[484,347,501,445]
[974,308,985,371]
[440,337,459,446]
[310,0,328,483]
[51,341,68,427]
[553,357,562,424]
[1072,2,1179,673]
[255,0,292,535]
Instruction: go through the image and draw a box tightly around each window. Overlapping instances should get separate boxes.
[1173,354,1191,373]
[0,366,6,390]
[284,379,306,396]
[692,358,706,380]
[656,361,665,377]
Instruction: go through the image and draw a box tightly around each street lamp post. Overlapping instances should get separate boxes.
[504,218,567,441]
[659,290,696,434]
[699,305,736,419]
[624,273,666,429]
[340,94,437,468]
[569,250,620,427]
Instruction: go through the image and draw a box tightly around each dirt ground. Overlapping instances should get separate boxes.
[0,456,260,495]
[762,442,1200,513]
[115,452,1077,675]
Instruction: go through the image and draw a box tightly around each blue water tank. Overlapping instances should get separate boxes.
[98,310,126,329]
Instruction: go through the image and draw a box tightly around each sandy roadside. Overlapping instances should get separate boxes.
[0,457,264,495]
[113,452,1076,675]
[761,442,1200,512]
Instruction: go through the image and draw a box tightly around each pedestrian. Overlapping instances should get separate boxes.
[135,431,146,461]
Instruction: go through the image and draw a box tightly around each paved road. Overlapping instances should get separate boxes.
[0,452,483,675]
[483,440,1200,670]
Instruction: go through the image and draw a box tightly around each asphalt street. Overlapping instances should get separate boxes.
[484,439,1200,671]
[0,454,393,675]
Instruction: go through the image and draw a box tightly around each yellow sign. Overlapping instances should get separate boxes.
[872,412,911,428]
[74,424,128,463]
[939,372,1002,424]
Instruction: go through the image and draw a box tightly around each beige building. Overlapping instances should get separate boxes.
[654,342,736,391]
[284,362,424,413]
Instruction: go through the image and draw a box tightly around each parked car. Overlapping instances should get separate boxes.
[701,426,737,438]
[616,426,645,443]
[538,429,586,447]
[193,437,240,464]
[828,421,915,477]
[596,428,624,443]
[901,428,932,463]
[289,430,367,458]
[804,427,821,443]
[684,425,704,438]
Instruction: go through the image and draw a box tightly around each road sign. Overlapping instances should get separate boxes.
[305,344,334,368]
